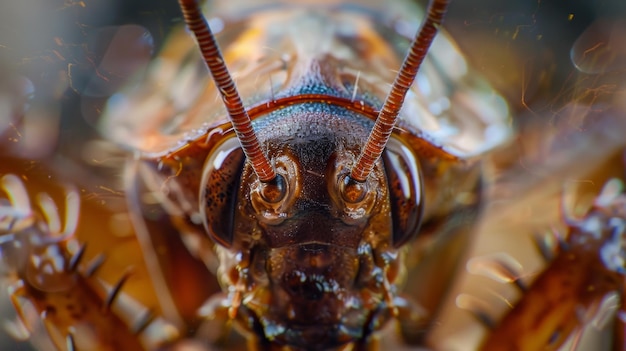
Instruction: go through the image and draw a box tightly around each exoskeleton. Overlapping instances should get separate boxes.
[1,0,626,350]
[100,0,511,348]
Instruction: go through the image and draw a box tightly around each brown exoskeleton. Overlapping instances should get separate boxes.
[22,0,626,349]
[0,0,623,348]
[98,0,508,349]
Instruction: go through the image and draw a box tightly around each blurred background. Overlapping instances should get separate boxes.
[0,0,625,350]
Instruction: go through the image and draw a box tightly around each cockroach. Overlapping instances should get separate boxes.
[101,0,504,348]
[1,0,625,350]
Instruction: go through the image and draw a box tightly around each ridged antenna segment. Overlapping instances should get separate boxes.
[350,0,450,182]
[178,0,276,182]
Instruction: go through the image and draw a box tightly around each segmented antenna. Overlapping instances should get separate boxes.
[177,0,276,182]
[350,0,449,182]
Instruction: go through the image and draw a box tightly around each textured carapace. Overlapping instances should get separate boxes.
[167,0,458,348]
[0,0,527,349]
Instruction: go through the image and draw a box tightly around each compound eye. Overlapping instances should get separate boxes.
[200,137,245,248]
[382,137,423,248]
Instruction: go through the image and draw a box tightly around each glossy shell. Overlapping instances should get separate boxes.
[1,0,626,350]
[99,0,510,159]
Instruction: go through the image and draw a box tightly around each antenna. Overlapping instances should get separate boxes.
[178,0,276,182]
[350,0,449,182]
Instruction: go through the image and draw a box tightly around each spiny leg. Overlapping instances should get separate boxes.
[480,179,626,350]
